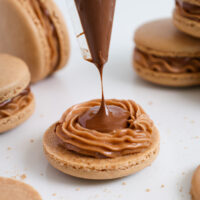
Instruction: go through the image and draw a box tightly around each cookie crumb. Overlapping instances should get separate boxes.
[40,173,44,176]
[182,172,185,175]
[7,147,11,151]
[190,120,195,124]
[161,184,165,188]
[148,101,153,106]
[20,174,27,180]
[40,114,44,118]
[75,188,80,191]
[30,139,34,143]
[146,188,150,192]
[179,186,183,192]
[122,182,126,186]
[52,193,56,196]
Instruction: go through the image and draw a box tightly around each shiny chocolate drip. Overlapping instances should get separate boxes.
[75,0,129,132]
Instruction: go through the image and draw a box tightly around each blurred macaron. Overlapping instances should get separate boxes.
[133,18,200,87]
[0,0,70,83]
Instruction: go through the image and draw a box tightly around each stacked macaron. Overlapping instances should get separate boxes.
[0,0,70,133]
[133,1,200,87]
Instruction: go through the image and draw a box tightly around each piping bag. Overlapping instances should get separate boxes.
[65,0,116,66]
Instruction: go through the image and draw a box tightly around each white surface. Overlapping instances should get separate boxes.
[0,0,200,199]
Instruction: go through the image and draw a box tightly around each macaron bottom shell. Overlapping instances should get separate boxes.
[173,9,200,39]
[134,61,200,87]
[43,124,160,180]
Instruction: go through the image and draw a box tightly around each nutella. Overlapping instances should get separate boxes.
[134,48,200,73]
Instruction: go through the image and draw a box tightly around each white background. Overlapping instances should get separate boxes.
[0,0,200,199]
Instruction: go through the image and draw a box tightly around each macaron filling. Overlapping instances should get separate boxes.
[134,48,200,73]
[0,87,33,119]
[176,0,200,21]
[55,99,154,158]
[30,0,60,73]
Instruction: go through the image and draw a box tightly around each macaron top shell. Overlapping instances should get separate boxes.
[134,19,200,57]
[0,54,30,103]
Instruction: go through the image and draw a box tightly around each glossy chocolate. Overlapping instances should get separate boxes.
[75,0,129,132]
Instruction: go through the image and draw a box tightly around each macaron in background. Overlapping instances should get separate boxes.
[173,0,200,38]
[133,18,200,87]
[0,54,35,133]
[0,177,42,200]
[0,0,70,83]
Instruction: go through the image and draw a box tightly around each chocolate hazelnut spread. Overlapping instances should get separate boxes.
[30,0,60,73]
[54,1,156,158]
[134,48,200,73]
[176,0,200,21]
[56,99,154,158]
[74,0,130,132]
[0,87,32,119]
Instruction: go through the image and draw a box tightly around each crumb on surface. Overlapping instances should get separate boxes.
[146,189,150,192]
[30,139,34,143]
[75,188,80,191]
[40,173,44,176]
[40,114,44,118]
[122,182,126,186]
[179,186,183,192]
[190,120,195,124]
[161,184,165,188]
[20,174,27,180]
[7,147,11,150]
[52,193,56,196]
[148,101,153,106]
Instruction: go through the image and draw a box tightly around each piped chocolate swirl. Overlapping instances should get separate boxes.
[55,99,154,158]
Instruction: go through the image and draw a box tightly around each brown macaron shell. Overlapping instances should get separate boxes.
[43,124,160,180]
[0,177,42,200]
[0,0,70,83]
[134,18,200,87]
[173,0,200,38]
[0,54,30,103]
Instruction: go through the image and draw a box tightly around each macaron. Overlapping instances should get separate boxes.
[191,165,200,200]
[173,0,200,38]
[0,177,42,200]
[43,99,160,180]
[0,54,35,133]
[0,0,70,83]
[133,18,200,87]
